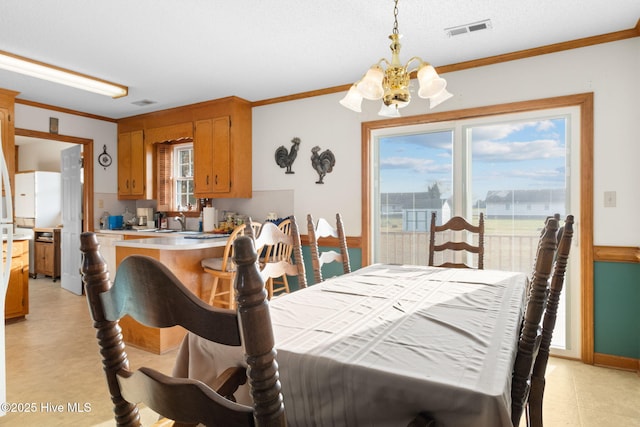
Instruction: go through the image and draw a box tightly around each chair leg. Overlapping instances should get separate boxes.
[528,376,545,427]
[228,276,236,310]
[207,277,220,306]
[281,275,290,293]
[266,278,274,300]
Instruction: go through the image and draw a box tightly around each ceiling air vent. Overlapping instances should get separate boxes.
[445,19,492,37]
[132,99,157,107]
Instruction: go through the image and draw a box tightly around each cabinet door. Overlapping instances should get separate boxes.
[211,116,230,193]
[4,241,27,319]
[194,119,213,195]
[194,117,230,197]
[35,242,48,275]
[130,130,145,196]
[118,132,132,196]
[118,130,145,197]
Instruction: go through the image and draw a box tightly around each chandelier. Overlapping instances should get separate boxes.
[339,0,452,117]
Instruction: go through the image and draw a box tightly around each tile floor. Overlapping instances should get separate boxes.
[3,276,639,426]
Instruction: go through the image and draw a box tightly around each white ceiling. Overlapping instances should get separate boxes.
[1,0,638,120]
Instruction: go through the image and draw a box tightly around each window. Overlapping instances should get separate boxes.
[174,144,195,211]
[156,141,196,212]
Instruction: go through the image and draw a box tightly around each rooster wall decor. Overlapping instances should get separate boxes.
[311,146,335,184]
[275,137,301,174]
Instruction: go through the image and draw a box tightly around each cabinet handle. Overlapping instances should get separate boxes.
[206,175,209,185]
[215,175,218,185]
[126,179,129,189]
[132,179,136,189]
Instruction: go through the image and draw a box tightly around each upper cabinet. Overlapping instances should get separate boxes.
[117,130,147,199]
[117,96,252,201]
[194,116,231,196]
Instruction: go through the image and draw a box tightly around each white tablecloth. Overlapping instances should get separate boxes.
[174,265,528,427]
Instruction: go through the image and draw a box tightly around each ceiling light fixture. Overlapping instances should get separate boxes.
[340,0,452,117]
[0,50,128,98]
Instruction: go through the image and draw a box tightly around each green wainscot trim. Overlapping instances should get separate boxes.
[594,261,640,359]
[288,246,362,290]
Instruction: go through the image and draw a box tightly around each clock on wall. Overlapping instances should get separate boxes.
[98,145,112,169]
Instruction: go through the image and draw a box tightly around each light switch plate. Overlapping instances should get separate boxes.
[604,191,616,207]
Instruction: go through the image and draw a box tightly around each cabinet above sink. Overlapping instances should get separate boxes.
[117,96,252,201]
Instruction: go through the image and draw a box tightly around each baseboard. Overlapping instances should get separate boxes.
[594,352,640,373]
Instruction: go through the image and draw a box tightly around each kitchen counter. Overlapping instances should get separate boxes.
[114,235,228,250]
[110,230,229,354]
[3,233,32,241]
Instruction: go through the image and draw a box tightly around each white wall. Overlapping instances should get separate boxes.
[14,104,118,194]
[11,38,639,246]
[17,140,74,172]
[253,38,640,246]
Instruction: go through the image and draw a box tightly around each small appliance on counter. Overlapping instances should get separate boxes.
[108,215,123,230]
[134,207,155,230]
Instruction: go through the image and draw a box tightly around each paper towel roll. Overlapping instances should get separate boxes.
[203,207,216,232]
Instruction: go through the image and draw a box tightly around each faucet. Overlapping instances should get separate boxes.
[174,212,186,231]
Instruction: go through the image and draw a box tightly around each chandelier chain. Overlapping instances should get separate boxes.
[392,0,399,35]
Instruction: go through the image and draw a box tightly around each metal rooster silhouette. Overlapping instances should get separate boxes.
[275,137,301,174]
[310,146,335,184]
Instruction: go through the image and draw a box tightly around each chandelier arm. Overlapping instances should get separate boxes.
[405,57,427,73]
[373,58,391,69]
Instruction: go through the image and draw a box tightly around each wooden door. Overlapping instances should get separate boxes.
[60,145,83,295]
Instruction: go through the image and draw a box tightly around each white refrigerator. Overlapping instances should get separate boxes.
[14,171,62,276]
[0,119,14,417]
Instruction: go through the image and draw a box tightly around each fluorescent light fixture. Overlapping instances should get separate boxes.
[0,50,128,98]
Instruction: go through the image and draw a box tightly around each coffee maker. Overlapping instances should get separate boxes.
[135,207,155,229]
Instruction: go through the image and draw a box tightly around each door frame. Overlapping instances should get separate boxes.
[14,128,93,232]
[361,93,594,363]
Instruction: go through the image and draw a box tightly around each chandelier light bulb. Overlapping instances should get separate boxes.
[357,66,385,100]
[339,85,364,112]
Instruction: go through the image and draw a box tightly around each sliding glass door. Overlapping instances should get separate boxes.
[371,106,581,352]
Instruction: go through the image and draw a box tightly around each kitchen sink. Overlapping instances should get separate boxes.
[178,231,203,235]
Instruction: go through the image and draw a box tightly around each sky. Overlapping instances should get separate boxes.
[378,116,567,203]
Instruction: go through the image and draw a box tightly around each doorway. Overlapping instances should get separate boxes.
[14,128,94,232]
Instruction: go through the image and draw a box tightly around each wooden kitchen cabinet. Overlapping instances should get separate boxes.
[194,98,252,198]
[33,228,61,281]
[118,129,146,199]
[4,239,29,320]
[117,96,252,200]
[194,116,231,195]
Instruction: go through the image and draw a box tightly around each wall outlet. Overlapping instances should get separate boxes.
[604,191,616,208]
[97,199,104,209]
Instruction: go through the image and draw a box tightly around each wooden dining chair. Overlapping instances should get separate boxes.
[428,212,485,269]
[510,215,561,427]
[201,223,249,309]
[248,220,262,239]
[254,217,307,296]
[525,214,574,427]
[261,218,294,297]
[80,232,286,427]
[307,213,351,284]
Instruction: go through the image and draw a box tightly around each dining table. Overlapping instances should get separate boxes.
[173,264,529,427]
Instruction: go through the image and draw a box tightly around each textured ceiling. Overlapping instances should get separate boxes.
[1,0,638,119]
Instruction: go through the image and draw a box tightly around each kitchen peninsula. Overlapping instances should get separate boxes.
[100,230,229,353]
